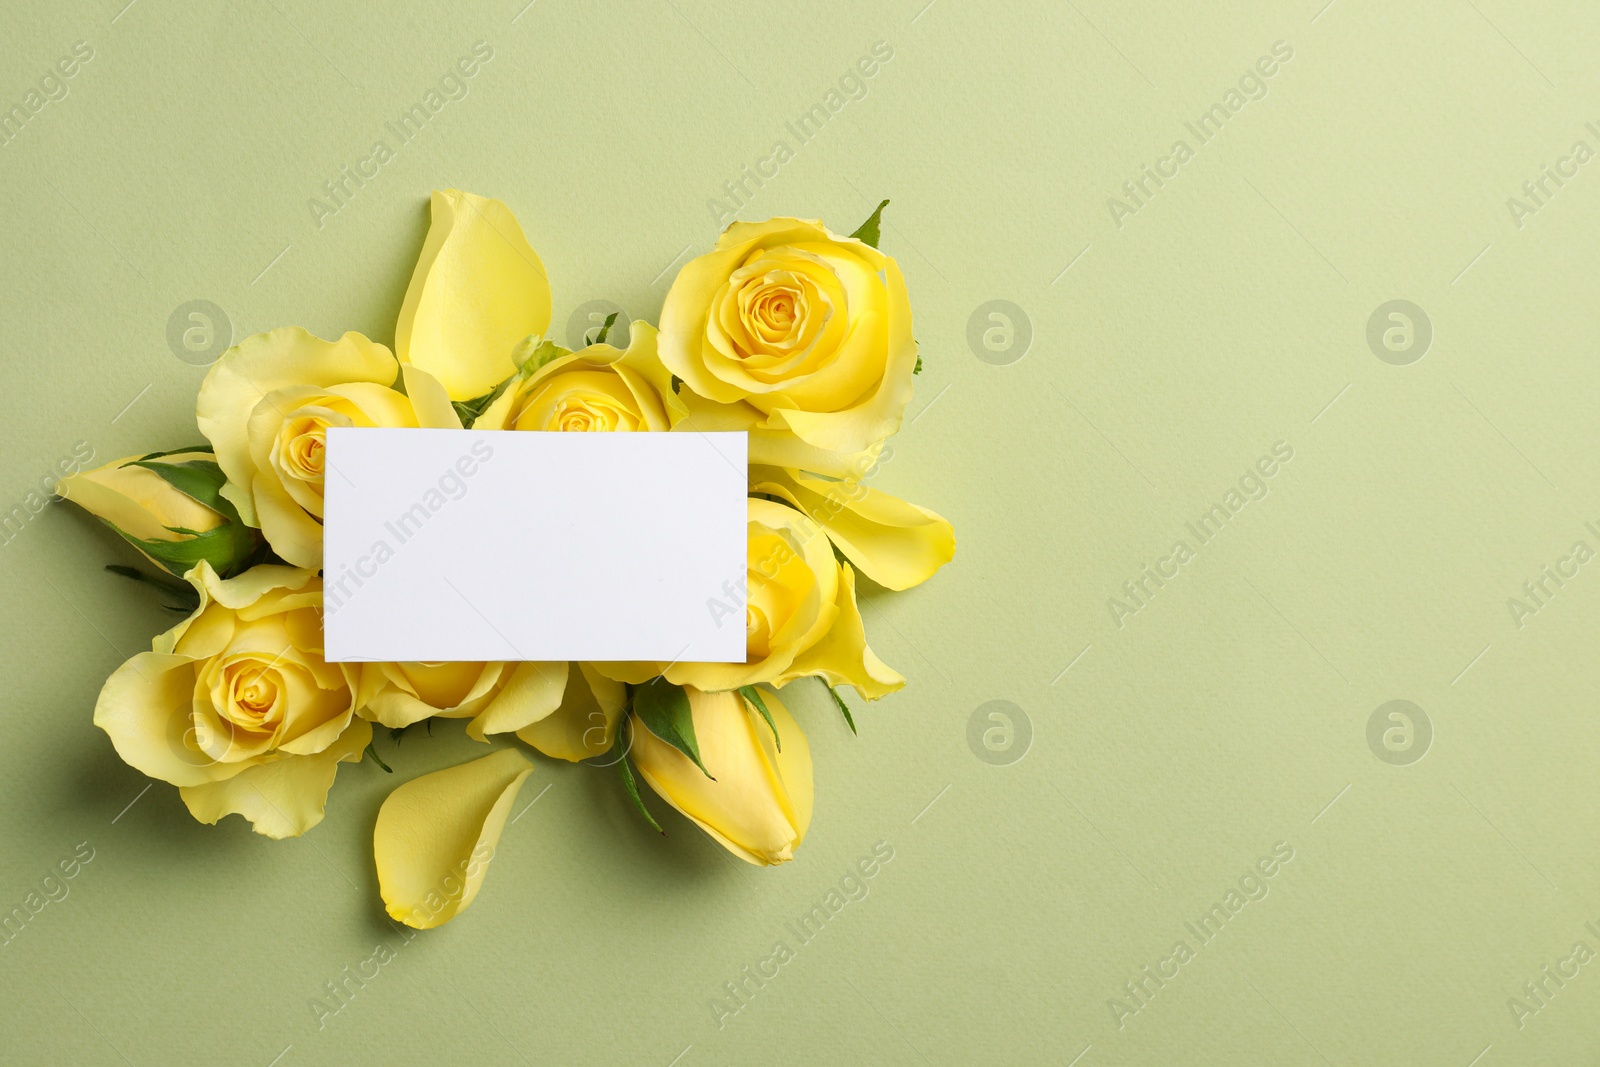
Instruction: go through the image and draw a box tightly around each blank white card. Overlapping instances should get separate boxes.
[322,429,747,663]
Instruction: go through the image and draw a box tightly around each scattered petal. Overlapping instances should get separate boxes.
[395,189,552,400]
[374,748,533,929]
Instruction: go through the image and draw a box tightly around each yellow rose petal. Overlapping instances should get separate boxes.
[465,661,569,741]
[586,660,666,685]
[374,748,533,929]
[178,717,371,839]
[515,663,625,761]
[185,560,316,613]
[400,364,465,430]
[94,651,219,788]
[784,562,904,699]
[357,662,505,729]
[612,323,688,426]
[659,242,752,405]
[750,465,955,591]
[250,468,326,570]
[395,189,552,401]
[667,498,837,692]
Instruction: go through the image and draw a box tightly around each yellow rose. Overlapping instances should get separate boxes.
[475,322,684,432]
[361,659,582,742]
[54,450,260,578]
[659,217,916,455]
[356,659,627,761]
[513,662,627,761]
[396,189,552,401]
[93,562,369,839]
[592,498,903,696]
[196,327,459,569]
[629,686,812,865]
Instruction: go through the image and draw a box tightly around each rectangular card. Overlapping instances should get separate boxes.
[321,428,747,663]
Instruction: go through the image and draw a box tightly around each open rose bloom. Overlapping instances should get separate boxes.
[94,563,368,839]
[67,190,953,928]
[659,216,917,456]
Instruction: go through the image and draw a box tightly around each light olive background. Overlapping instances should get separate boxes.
[3,1,1599,1064]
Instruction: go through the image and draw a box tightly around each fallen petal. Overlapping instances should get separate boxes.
[374,748,533,929]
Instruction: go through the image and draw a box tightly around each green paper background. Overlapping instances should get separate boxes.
[3,1,1599,1063]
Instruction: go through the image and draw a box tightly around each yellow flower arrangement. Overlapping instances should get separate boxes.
[59,190,953,927]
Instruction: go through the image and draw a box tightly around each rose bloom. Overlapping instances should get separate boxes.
[93,563,368,838]
[197,327,459,569]
[355,661,624,760]
[659,217,916,456]
[475,322,683,433]
[594,498,905,698]
[629,687,812,865]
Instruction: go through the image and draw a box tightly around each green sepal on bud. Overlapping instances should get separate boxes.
[58,446,262,580]
[613,717,664,835]
[113,453,260,579]
[738,685,781,751]
[633,677,713,779]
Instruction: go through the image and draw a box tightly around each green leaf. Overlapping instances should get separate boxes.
[589,311,619,346]
[451,396,491,426]
[820,678,857,734]
[633,677,713,779]
[363,743,393,772]
[451,380,510,428]
[849,199,890,249]
[738,685,780,751]
[136,444,214,460]
[105,563,200,611]
[227,536,277,578]
[913,353,923,375]
[109,516,260,579]
[615,720,664,834]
